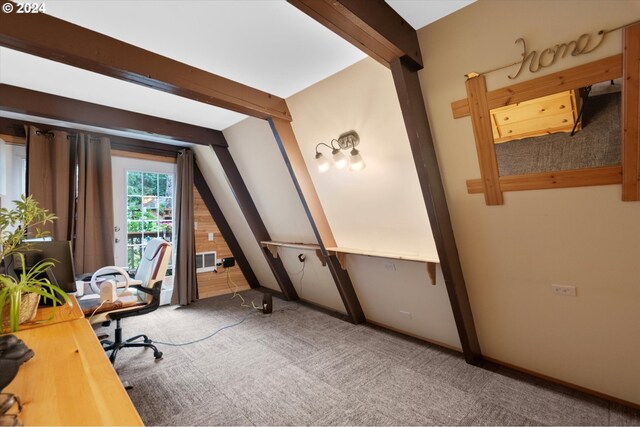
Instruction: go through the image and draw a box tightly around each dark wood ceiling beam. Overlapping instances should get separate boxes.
[211,145,300,301]
[287,0,423,70]
[0,84,226,147]
[293,3,481,361]
[391,57,481,364]
[269,117,365,324]
[0,6,291,121]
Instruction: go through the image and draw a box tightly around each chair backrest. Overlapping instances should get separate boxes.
[135,238,172,302]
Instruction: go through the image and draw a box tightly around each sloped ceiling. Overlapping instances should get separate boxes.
[0,0,473,134]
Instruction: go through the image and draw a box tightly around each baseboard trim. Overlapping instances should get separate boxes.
[258,287,639,410]
[484,356,640,410]
[365,319,463,353]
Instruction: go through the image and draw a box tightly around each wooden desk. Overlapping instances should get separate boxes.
[5,319,143,426]
[24,295,83,329]
[2,296,83,334]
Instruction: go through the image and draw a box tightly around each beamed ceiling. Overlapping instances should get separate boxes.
[0,0,473,138]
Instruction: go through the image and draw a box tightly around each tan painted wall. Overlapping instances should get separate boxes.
[285,57,461,348]
[418,0,640,404]
[223,117,346,313]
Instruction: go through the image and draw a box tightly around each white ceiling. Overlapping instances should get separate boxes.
[387,0,474,30]
[0,0,473,134]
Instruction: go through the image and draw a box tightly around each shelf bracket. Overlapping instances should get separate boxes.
[335,252,347,270]
[265,244,279,259]
[427,262,436,286]
[314,249,326,266]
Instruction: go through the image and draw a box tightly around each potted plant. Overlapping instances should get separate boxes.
[0,195,69,333]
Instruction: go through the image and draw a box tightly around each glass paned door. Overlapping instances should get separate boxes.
[112,156,176,274]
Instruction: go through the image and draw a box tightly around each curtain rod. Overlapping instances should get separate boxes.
[33,126,181,158]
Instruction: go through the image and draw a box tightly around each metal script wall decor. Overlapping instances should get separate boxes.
[464,20,638,80]
[508,31,606,79]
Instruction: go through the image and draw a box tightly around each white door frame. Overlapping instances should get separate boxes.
[111,155,177,269]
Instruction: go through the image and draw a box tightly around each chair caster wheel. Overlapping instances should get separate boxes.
[154,351,163,359]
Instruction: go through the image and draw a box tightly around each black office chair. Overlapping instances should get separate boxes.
[81,239,172,364]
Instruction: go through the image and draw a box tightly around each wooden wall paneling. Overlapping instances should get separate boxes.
[193,187,251,298]
[111,150,176,164]
[193,163,260,292]
[0,134,25,145]
[0,85,226,147]
[287,0,422,70]
[391,57,482,364]
[465,75,504,205]
[451,55,623,118]
[268,117,366,324]
[0,7,290,121]
[622,23,640,201]
[466,166,623,194]
[210,145,299,301]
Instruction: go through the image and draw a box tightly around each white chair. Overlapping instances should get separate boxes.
[83,238,172,364]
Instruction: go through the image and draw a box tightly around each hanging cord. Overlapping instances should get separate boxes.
[88,300,108,323]
[284,261,306,311]
[152,309,258,347]
[152,266,304,347]
[225,268,262,310]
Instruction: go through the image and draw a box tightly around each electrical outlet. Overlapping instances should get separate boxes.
[551,284,577,297]
[208,232,214,241]
[399,310,412,319]
[194,222,198,230]
[384,262,396,271]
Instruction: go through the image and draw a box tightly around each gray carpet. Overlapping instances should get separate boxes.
[95,290,640,426]
[496,92,621,176]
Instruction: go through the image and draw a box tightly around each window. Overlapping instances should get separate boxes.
[126,171,174,270]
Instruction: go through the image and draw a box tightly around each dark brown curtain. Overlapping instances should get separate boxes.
[171,148,197,305]
[26,126,75,240]
[27,127,114,274]
[74,134,115,273]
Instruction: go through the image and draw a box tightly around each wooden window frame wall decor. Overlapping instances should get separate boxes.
[451,23,640,205]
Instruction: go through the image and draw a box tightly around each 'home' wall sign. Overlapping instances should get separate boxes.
[508,30,607,79]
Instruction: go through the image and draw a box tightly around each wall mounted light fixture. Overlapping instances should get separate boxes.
[314,131,365,173]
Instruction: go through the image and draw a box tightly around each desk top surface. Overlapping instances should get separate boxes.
[6,319,143,426]
[2,295,84,334]
[29,295,83,326]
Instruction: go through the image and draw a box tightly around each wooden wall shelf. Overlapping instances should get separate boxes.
[260,240,325,265]
[326,247,439,286]
[260,241,439,286]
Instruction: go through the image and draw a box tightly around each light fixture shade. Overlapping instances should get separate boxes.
[316,152,331,173]
[349,149,365,171]
[332,149,348,169]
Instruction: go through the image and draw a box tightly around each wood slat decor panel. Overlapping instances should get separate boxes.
[466,166,623,193]
[452,55,623,119]
[622,23,640,201]
[465,75,504,205]
[193,188,250,299]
